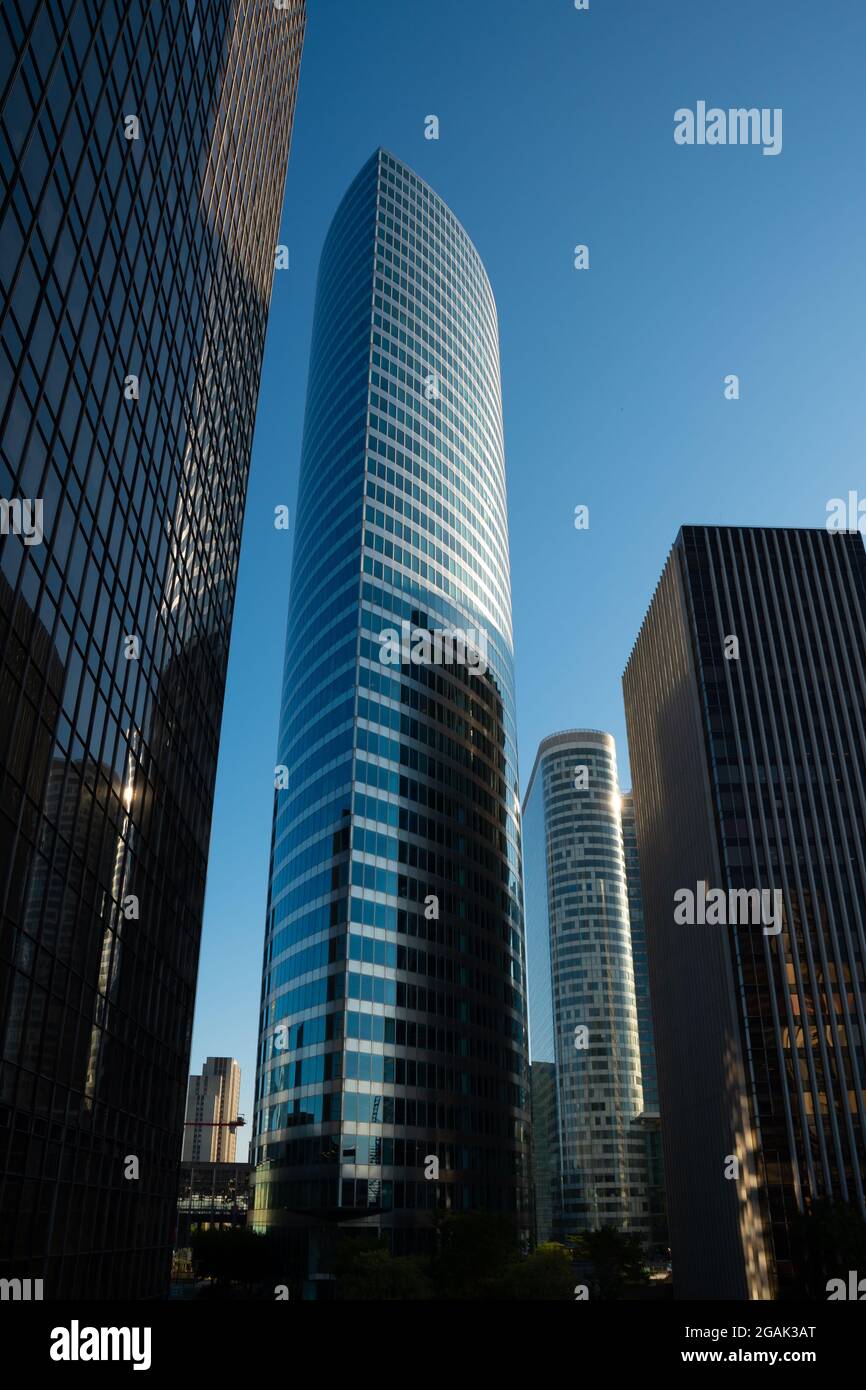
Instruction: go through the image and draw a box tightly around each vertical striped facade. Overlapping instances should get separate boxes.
[623,526,866,1298]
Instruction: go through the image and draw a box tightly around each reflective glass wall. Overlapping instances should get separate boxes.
[622,792,667,1248]
[0,0,304,1297]
[252,150,530,1285]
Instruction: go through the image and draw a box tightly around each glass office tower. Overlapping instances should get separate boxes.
[251,150,530,1293]
[0,1,305,1297]
[623,526,866,1298]
[529,1060,558,1245]
[621,794,658,1115]
[522,731,648,1239]
[622,791,667,1250]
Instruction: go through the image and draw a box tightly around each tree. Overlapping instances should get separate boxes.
[500,1242,575,1300]
[336,1246,433,1300]
[566,1226,648,1299]
[433,1211,519,1299]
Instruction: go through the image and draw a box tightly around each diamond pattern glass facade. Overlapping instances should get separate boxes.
[0,0,304,1298]
[251,150,530,1289]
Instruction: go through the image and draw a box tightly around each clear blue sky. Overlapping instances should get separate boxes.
[190,0,866,1156]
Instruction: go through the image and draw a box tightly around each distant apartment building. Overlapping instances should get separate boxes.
[623,525,866,1298]
[183,1058,242,1164]
[523,731,649,1240]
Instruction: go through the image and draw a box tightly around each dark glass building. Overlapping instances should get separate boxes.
[250,150,530,1294]
[623,526,866,1298]
[622,791,667,1250]
[0,0,304,1298]
[621,793,658,1115]
[529,1060,557,1245]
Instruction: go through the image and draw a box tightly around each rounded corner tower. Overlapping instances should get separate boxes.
[250,150,530,1293]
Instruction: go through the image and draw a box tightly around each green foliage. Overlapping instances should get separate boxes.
[337,1216,574,1300]
[185,1217,660,1301]
[498,1242,575,1300]
[336,1245,433,1300]
[566,1226,648,1299]
[434,1211,519,1299]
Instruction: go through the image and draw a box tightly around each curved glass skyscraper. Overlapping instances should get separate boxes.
[251,150,530,1290]
[523,731,648,1238]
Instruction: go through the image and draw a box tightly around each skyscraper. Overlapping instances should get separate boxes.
[622,791,667,1250]
[529,1060,558,1245]
[623,525,866,1298]
[182,1057,242,1164]
[0,1,305,1298]
[522,731,648,1240]
[621,794,658,1117]
[250,150,530,1294]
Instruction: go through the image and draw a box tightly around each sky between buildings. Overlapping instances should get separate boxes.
[191,0,866,1157]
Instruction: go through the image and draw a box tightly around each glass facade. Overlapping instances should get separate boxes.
[621,794,657,1113]
[529,1060,557,1245]
[623,525,866,1297]
[251,149,530,1289]
[175,1160,250,1248]
[0,0,304,1297]
[522,731,648,1239]
[621,791,667,1249]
